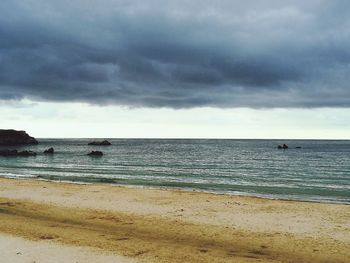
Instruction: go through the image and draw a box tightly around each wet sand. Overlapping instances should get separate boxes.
[0,178,349,262]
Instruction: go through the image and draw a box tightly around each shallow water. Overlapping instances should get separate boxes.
[0,139,349,204]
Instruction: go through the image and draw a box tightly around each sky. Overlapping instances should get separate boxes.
[1,0,350,138]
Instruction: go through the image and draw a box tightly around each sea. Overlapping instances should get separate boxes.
[0,139,349,204]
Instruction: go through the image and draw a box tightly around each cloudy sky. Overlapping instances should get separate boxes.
[1,0,350,138]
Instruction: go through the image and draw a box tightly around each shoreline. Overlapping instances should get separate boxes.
[0,177,349,262]
[2,176,349,206]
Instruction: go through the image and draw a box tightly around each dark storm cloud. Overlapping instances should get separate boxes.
[1,0,350,108]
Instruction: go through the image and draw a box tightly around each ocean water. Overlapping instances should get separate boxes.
[0,139,349,204]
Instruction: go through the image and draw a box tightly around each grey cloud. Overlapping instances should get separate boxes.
[0,0,350,108]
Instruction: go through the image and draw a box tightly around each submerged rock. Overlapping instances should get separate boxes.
[88,151,103,156]
[0,149,37,157]
[0,129,38,145]
[44,147,54,154]
[88,140,111,146]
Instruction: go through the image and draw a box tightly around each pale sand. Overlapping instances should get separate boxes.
[0,177,349,262]
[0,234,135,263]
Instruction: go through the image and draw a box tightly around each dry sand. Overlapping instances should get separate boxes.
[0,234,135,263]
[0,178,349,262]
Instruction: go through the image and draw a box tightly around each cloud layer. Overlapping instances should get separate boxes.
[1,0,350,108]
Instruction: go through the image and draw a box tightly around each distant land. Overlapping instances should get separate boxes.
[0,129,38,146]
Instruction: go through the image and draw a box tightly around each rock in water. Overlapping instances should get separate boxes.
[277,144,289,149]
[0,149,37,157]
[88,151,103,156]
[17,150,37,157]
[44,147,54,154]
[88,140,111,146]
[0,129,38,145]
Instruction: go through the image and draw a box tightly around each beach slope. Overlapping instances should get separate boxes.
[0,178,349,262]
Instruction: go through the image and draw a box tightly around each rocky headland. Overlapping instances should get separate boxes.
[0,129,38,146]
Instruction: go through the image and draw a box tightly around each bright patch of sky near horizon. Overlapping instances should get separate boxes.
[1,99,349,139]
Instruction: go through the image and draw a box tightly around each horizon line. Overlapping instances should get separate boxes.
[36,137,350,140]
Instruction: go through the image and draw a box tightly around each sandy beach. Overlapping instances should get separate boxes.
[0,234,135,263]
[0,178,349,263]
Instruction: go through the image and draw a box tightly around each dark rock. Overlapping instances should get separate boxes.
[0,149,17,156]
[17,150,37,157]
[0,129,38,145]
[0,149,37,157]
[87,151,103,156]
[277,144,289,149]
[88,140,111,146]
[296,146,302,149]
[44,147,54,154]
